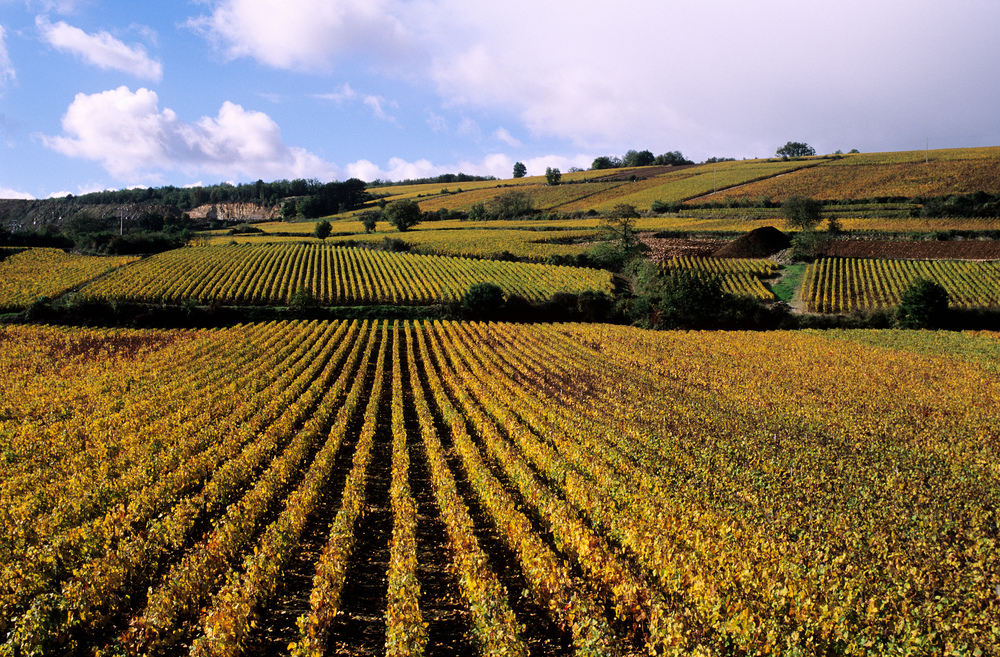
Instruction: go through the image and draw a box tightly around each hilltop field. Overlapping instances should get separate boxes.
[1,146,999,655]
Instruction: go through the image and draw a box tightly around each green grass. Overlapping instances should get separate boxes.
[769,263,806,302]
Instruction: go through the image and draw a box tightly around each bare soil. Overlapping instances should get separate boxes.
[820,239,1000,260]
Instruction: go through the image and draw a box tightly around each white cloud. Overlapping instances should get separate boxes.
[456,117,480,141]
[0,186,33,199]
[314,83,358,105]
[316,84,397,122]
[0,25,14,86]
[493,127,520,147]
[426,112,447,133]
[363,95,397,122]
[39,86,339,183]
[188,0,418,73]
[36,16,162,81]
[344,152,592,182]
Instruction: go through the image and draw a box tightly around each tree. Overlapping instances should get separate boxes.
[545,167,562,186]
[462,282,505,319]
[512,161,527,178]
[654,151,693,166]
[298,195,324,219]
[281,199,297,219]
[897,278,949,328]
[314,219,332,241]
[384,199,422,232]
[468,202,486,222]
[600,203,644,259]
[782,195,823,230]
[487,190,534,220]
[622,149,655,167]
[776,141,816,158]
[359,210,380,233]
[591,156,620,170]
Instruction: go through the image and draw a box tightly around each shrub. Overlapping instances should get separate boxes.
[462,282,505,320]
[897,278,949,329]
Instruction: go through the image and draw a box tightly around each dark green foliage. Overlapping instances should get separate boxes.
[298,195,324,219]
[359,210,380,233]
[282,200,298,219]
[897,278,949,329]
[624,262,781,330]
[486,190,534,220]
[228,223,264,235]
[462,282,505,320]
[622,150,656,167]
[591,156,621,170]
[314,219,332,241]
[918,192,1000,218]
[513,161,527,178]
[545,167,562,186]
[289,286,315,309]
[468,202,486,222]
[788,230,827,262]
[776,141,816,158]
[653,151,694,166]
[384,199,422,232]
[782,195,823,230]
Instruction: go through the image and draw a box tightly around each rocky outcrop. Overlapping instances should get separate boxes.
[187,203,280,222]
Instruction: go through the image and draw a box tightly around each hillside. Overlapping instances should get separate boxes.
[371,146,1000,216]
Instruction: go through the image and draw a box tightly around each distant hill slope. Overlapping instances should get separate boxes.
[374,146,1000,216]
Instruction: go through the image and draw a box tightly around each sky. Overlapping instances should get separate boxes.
[1,0,999,199]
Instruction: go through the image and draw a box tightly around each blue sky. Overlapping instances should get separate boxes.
[2,0,1000,199]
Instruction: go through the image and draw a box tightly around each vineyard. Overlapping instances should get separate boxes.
[802,256,1000,313]
[659,257,777,300]
[0,248,138,311]
[78,243,613,306]
[1,321,997,656]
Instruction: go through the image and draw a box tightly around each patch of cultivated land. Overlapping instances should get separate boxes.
[821,239,1000,260]
[639,233,728,261]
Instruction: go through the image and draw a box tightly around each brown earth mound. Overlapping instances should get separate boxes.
[712,226,791,259]
[821,239,1000,260]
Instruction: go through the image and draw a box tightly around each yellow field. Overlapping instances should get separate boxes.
[79,243,612,305]
[1,321,997,655]
[0,248,138,310]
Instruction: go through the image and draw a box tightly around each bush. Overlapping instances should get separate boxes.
[462,282,505,320]
[782,196,822,230]
[897,278,949,328]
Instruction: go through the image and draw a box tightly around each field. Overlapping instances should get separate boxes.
[2,321,998,656]
[802,257,1000,313]
[78,243,613,306]
[659,257,778,300]
[0,248,138,311]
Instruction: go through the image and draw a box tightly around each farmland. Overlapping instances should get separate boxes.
[0,248,138,311]
[3,144,1000,656]
[803,257,1000,313]
[1,321,998,656]
[78,243,612,306]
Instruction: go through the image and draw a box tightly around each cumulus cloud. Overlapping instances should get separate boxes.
[188,0,418,72]
[0,25,14,86]
[39,86,339,183]
[36,16,162,81]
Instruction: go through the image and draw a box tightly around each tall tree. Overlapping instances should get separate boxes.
[512,161,527,178]
[776,142,816,158]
